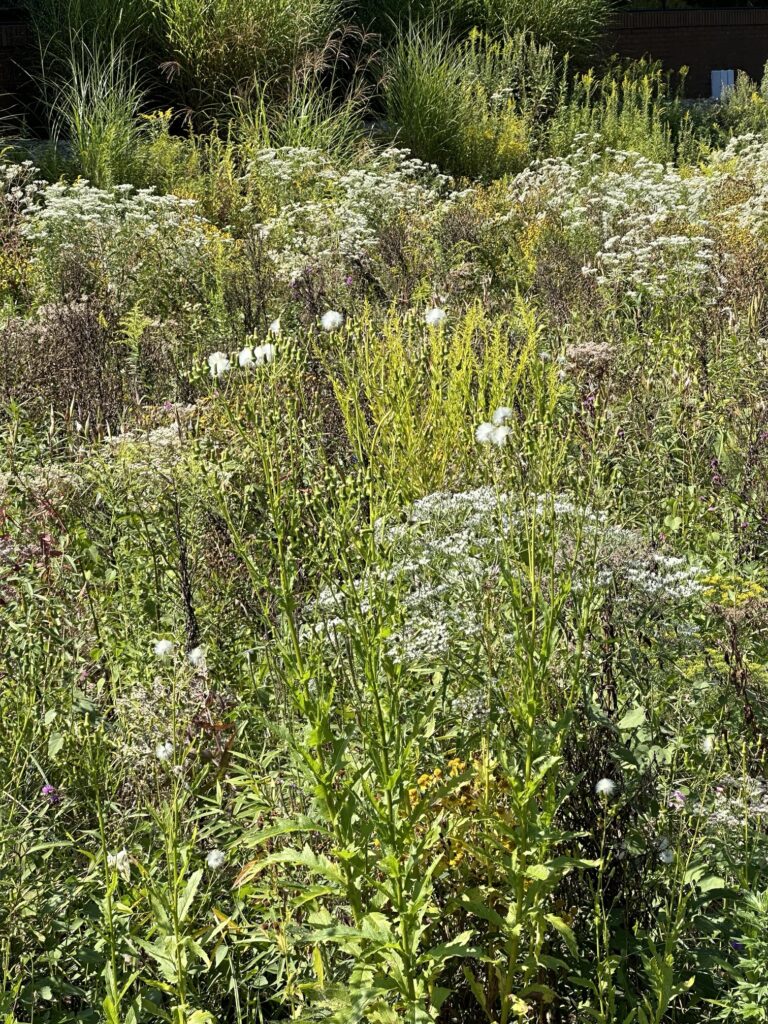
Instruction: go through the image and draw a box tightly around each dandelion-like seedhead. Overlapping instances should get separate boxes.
[206,848,226,870]
[596,778,617,799]
[155,740,174,762]
[153,639,175,658]
[425,306,446,326]
[208,352,230,378]
[321,310,344,332]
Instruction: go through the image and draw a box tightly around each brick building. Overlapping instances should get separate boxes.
[611,8,768,95]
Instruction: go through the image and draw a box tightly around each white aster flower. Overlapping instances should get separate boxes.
[206,848,227,870]
[425,306,446,326]
[207,351,230,378]
[321,310,344,332]
[492,406,513,426]
[155,740,174,762]
[238,347,253,368]
[595,778,617,799]
[107,848,131,882]
[153,639,175,658]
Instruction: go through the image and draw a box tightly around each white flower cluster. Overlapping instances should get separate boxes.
[506,138,768,302]
[20,178,228,310]
[307,488,704,671]
[248,147,457,284]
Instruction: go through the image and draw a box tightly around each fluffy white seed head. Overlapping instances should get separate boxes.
[238,347,253,367]
[425,306,446,326]
[490,425,512,447]
[155,740,174,762]
[153,639,174,658]
[206,848,226,870]
[268,319,281,336]
[188,646,206,668]
[321,310,344,332]
[253,343,276,365]
[208,351,230,378]
[595,778,617,799]
[475,422,496,444]
[492,406,513,426]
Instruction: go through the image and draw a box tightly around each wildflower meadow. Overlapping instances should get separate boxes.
[5,1,768,1021]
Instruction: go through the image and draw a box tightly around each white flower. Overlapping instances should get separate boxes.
[701,735,715,755]
[425,306,446,326]
[155,740,174,762]
[253,343,276,365]
[268,319,281,336]
[206,848,226,870]
[492,406,513,426]
[153,639,175,658]
[595,778,617,799]
[208,351,230,378]
[107,848,131,882]
[188,646,206,669]
[321,310,344,332]
[238,347,253,368]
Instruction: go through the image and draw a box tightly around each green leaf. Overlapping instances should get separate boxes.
[619,706,646,731]
[177,868,203,924]
[545,914,578,956]
[48,731,65,760]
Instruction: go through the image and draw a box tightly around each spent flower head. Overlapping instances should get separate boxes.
[321,310,344,332]
[206,848,227,870]
[595,778,617,799]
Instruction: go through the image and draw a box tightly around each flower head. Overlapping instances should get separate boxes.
[155,740,174,762]
[41,784,60,805]
[321,310,344,332]
[208,352,231,378]
[492,406,513,426]
[188,646,206,669]
[238,347,253,368]
[268,319,281,336]
[107,848,131,882]
[253,343,276,365]
[595,778,617,799]
[153,639,175,658]
[475,421,511,447]
[425,306,446,326]
[206,848,227,870]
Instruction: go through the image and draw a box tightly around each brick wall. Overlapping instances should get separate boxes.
[611,9,768,96]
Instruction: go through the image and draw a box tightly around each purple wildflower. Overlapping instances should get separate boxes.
[41,784,60,805]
